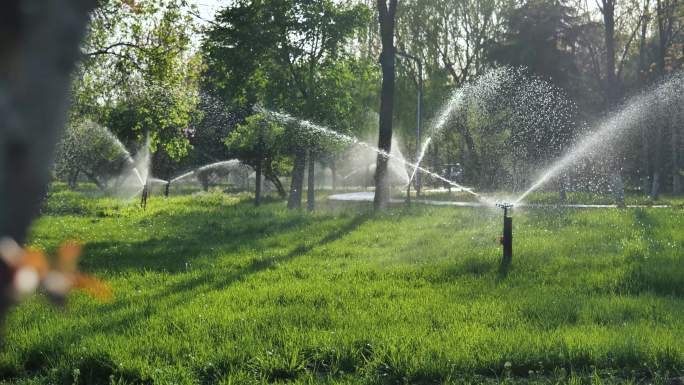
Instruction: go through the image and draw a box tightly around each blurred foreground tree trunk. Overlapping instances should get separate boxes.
[0,0,96,324]
[374,0,398,210]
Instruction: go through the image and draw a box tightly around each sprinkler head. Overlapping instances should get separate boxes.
[497,202,514,266]
[496,202,514,217]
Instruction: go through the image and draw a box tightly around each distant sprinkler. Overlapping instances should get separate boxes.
[164,181,170,198]
[140,183,149,209]
[496,202,513,266]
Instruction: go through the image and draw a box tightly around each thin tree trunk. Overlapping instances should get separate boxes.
[639,4,651,194]
[641,124,651,193]
[82,170,106,191]
[673,123,681,193]
[288,150,306,209]
[255,158,262,206]
[331,159,337,192]
[651,124,663,198]
[264,166,286,198]
[456,120,480,184]
[374,0,397,210]
[307,152,315,211]
[198,171,210,192]
[68,170,79,189]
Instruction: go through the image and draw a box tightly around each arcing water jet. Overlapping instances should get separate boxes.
[260,108,481,199]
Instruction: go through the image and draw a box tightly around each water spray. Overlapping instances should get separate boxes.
[496,202,513,266]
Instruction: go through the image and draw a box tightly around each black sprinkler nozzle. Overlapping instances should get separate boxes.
[496,202,513,217]
[496,202,513,266]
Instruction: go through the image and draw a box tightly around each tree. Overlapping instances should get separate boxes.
[54,120,133,190]
[225,114,288,204]
[73,0,201,177]
[374,0,398,210]
[204,0,370,209]
[488,0,582,90]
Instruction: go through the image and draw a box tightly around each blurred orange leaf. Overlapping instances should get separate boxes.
[19,249,49,276]
[73,273,113,302]
[57,241,81,273]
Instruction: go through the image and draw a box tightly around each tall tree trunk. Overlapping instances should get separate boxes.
[602,0,618,105]
[307,152,315,211]
[288,150,306,209]
[639,6,651,193]
[651,124,663,198]
[641,124,651,193]
[0,0,97,326]
[673,122,681,193]
[374,0,398,210]
[602,0,625,206]
[652,0,674,199]
[255,158,262,206]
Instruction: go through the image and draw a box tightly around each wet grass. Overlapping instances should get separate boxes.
[1,187,684,384]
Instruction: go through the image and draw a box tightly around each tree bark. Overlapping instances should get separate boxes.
[672,122,681,194]
[287,150,306,209]
[651,124,663,198]
[373,0,398,210]
[82,170,106,191]
[641,124,651,193]
[331,159,337,192]
[264,165,286,198]
[601,0,625,206]
[254,158,262,206]
[307,152,315,211]
[638,2,651,194]
[68,171,80,189]
[0,0,97,326]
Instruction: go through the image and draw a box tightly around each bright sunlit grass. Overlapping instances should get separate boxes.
[1,187,683,384]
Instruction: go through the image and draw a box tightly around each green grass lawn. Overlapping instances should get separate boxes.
[1,187,684,384]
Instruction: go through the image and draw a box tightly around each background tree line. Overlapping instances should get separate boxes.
[57,0,684,206]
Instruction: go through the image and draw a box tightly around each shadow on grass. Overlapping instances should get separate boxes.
[12,205,372,382]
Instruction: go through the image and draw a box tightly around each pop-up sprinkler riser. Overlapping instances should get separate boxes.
[496,202,513,265]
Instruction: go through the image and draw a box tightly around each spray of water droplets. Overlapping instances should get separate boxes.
[514,72,684,204]
[257,107,481,197]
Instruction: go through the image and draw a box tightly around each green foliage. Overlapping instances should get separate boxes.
[203,0,376,144]
[225,114,287,173]
[53,120,131,189]
[2,191,684,384]
[73,0,202,163]
[487,0,582,89]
